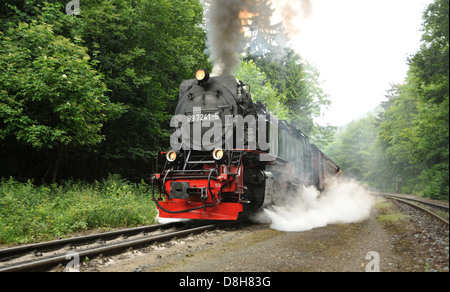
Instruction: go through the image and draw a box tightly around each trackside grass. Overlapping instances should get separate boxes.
[0,175,157,245]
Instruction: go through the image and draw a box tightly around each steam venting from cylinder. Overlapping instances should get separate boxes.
[206,0,312,76]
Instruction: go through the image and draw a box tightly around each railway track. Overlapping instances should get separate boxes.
[0,221,225,272]
[373,192,449,226]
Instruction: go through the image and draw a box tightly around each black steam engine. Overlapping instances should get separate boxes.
[152,70,342,220]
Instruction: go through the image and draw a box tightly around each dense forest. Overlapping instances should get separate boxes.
[1,0,210,182]
[0,0,332,183]
[326,0,449,200]
[0,0,448,201]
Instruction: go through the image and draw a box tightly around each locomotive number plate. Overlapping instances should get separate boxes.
[187,113,220,122]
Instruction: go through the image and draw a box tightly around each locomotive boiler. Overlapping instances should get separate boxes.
[152,70,341,220]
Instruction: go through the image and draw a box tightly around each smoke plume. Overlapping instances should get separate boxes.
[206,0,249,76]
[252,178,375,232]
[205,0,312,76]
[273,0,312,39]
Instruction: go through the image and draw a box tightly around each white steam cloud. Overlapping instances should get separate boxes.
[253,178,375,232]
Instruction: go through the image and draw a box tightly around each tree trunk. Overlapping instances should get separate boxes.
[50,145,64,184]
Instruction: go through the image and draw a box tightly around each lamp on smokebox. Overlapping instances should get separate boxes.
[196,69,210,86]
[212,148,224,161]
[166,150,178,163]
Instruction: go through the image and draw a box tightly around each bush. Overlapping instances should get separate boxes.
[0,175,157,245]
[419,163,449,200]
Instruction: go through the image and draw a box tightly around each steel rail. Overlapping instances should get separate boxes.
[373,192,449,212]
[0,222,182,261]
[383,195,449,226]
[392,196,448,212]
[0,223,220,272]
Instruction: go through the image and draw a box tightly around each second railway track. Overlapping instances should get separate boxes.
[373,192,449,226]
[0,221,226,272]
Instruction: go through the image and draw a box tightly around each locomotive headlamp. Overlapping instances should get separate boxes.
[196,69,210,85]
[166,151,178,162]
[212,148,224,161]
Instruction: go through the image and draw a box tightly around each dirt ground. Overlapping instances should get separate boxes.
[78,197,448,272]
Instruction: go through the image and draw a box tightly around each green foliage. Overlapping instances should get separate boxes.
[407,0,449,199]
[0,0,210,181]
[325,0,448,201]
[0,175,157,245]
[70,0,210,176]
[326,114,379,181]
[241,0,287,58]
[248,50,330,135]
[0,20,123,149]
[235,60,289,119]
[409,0,449,104]
[378,0,448,199]
[1,0,445,201]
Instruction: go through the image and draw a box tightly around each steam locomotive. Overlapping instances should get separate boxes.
[152,70,342,220]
